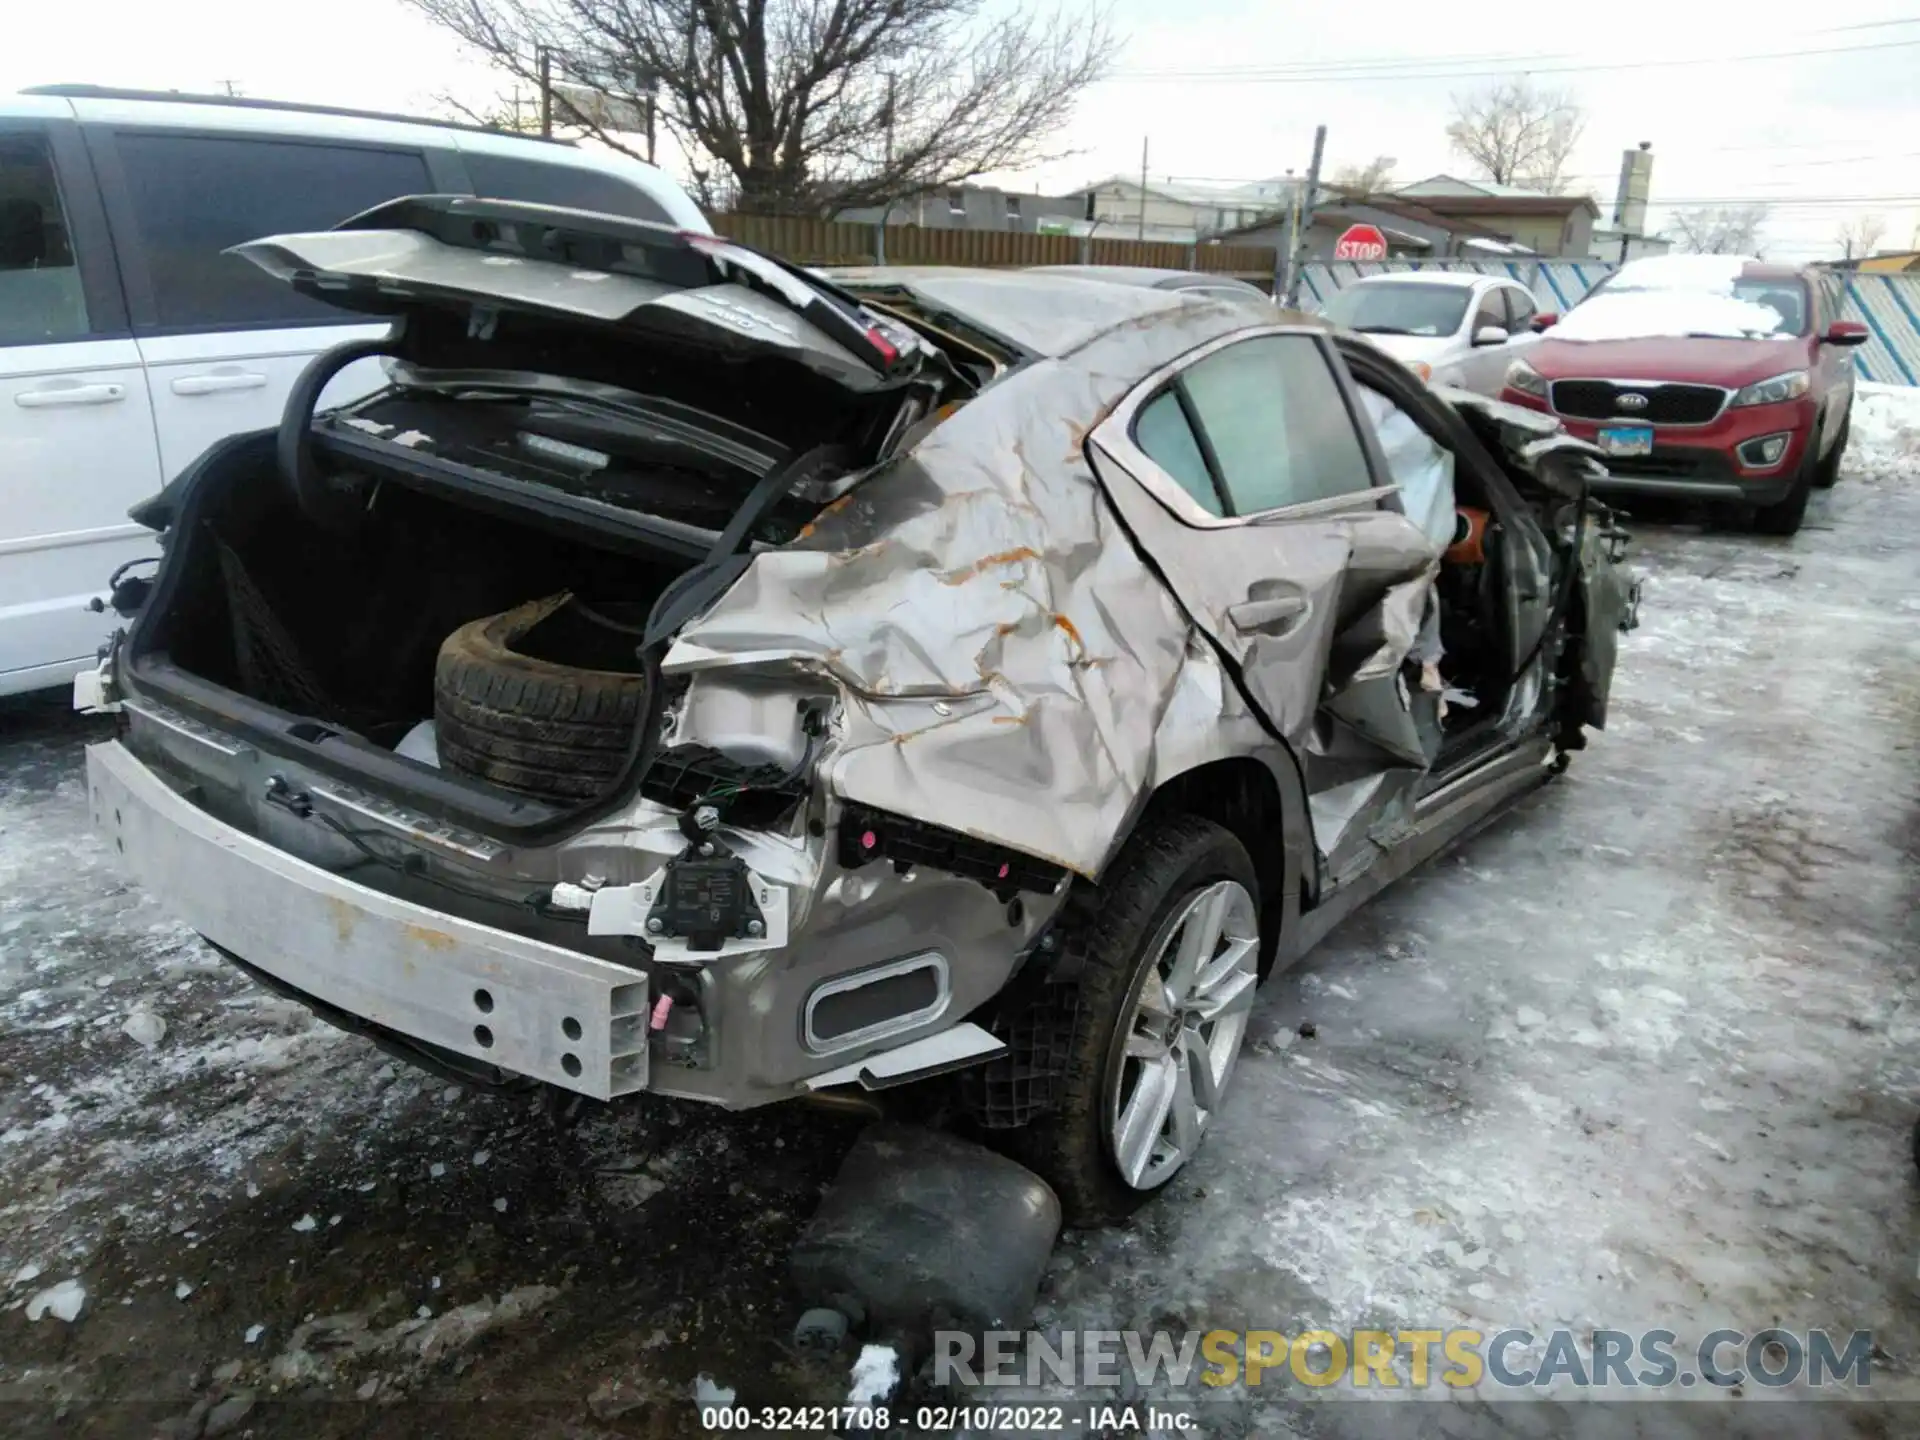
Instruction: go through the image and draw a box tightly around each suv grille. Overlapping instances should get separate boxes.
[1550,380,1726,425]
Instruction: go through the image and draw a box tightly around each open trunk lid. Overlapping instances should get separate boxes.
[232,195,932,391]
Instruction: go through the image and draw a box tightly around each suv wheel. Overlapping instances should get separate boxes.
[1812,407,1849,489]
[1000,817,1261,1225]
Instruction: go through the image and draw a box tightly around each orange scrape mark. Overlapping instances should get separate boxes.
[402,923,458,952]
[1052,614,1084,650]
[939,547,1042,586]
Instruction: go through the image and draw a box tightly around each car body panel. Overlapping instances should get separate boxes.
[1323,272,1541,395]
[1502,256,1857,500]
[82,243,1633,1110]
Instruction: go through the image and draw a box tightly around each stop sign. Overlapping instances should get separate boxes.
[1333,224,1389,261]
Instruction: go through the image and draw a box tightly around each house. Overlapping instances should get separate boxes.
[1056,175,1302,245]
[1390,175,1599,259]
[832,183,1083,234]
[1857,250,1920,274]
[1214,188,1527,261]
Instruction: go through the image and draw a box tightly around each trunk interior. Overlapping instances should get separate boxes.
[128,436,719,823]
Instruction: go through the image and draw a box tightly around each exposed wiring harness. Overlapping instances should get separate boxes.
[300,808,589,927]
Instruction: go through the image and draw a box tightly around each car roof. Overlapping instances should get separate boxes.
[1344,271,1492,289]
[1026,264,1262,292]
[12,85,710,232]
[1607,254,1807,288]
[829,266,1289,356]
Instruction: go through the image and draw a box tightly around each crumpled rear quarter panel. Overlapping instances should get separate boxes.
[670,306,1255,878]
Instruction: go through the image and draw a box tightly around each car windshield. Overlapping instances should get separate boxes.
[1321,282,1472,337]
[1560,262,1808,342]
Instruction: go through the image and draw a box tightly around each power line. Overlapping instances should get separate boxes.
[1109,33,1920,84]
[1110,16,1920,78]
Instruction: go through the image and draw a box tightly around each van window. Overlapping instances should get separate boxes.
[0,135,90,346]
[463,152,672,224]
[115,133,433,330]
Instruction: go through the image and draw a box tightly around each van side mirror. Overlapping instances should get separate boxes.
[1531,312,1558,331]
[1472,325,1510,347]
[1822,320,1869,347]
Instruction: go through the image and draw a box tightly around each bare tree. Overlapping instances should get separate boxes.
[1331,154,1396,197]
[435,90,543,133]
[1835,213,1887,261]
[1668,204,1770,255]
[404,0,1115,214]
[1444,78,1584,193]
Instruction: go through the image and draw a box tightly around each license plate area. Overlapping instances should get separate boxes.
[1597,425,1654,457]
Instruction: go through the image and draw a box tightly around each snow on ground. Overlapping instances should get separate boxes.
[2,399,1920,1437]
[1851,382,1920,484]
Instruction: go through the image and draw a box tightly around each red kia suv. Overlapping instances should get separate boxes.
[1497,256,1867,535]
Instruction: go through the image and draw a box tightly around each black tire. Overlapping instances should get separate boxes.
[1749,430,1818,537]
[434,594,649,802]
[1812,407,1848,489]
[994,816,1260,1227]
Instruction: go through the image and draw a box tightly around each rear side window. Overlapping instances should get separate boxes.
[0,135,90,346]
[463,152,671,224]
[1135,389,1222,513]
[115,133,433,329]
[1174,335,1373,514]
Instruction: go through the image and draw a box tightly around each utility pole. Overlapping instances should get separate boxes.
[538,45,553,138]
[875,74,897,264]
[1137,135,1149,241]
[1282,124,1326,309]
[637,65,660,164]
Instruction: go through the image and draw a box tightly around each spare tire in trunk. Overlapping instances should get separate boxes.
[434,593,651,802]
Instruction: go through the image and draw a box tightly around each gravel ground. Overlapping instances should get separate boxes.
[4,393,1919,1439]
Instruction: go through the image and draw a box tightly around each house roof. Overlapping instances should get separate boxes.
[1069,174,1299,211]
[1209,189,1513,245]
[1398,174,1556,200]
[1400,193,1601,219]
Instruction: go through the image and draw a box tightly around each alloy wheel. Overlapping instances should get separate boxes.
[1104,879,1260,1191]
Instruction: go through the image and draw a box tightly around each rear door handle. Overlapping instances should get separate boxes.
[171,372,268,396]
[1228,594,1310,635]
[15,382,126,409]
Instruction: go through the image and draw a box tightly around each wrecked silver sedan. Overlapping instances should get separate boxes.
[78,197,1637,1224]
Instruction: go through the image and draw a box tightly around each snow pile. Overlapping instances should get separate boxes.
[1846,382,1920,485]
[1551,290,1794,343]
[847,1342,901,1407]
[26,1278,86,1323]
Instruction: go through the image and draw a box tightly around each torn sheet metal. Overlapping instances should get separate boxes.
[667,300,1251,878]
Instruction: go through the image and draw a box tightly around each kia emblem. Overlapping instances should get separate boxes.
[1616,392,1650,411]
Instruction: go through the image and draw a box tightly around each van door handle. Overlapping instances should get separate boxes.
[1228,594,1309,635]
[171,372,268,396]
[15,382,126,408]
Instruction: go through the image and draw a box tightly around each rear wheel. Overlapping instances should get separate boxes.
[996,817,1261,1226]
[1812,407,1849,489]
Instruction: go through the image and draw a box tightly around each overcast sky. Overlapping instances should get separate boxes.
[8,0,1919,261]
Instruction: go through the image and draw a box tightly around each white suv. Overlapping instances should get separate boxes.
[1,84,707,697]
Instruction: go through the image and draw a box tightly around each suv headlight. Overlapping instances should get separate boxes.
[1504,359,1548,398]
[1730,370,1810,407]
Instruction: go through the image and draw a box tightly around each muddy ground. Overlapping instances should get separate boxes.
[5,400,1920,1439]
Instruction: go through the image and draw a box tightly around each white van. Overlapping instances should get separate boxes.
[1,85,708,697]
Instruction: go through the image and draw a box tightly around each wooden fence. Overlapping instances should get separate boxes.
[708,213,1279,287]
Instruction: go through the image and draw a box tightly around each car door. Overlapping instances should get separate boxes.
[1447,284,1518,395]
[1807,273,1855,448]
[1087,328,1445,874]
[82,127,452,482]
[0,114,166,696]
